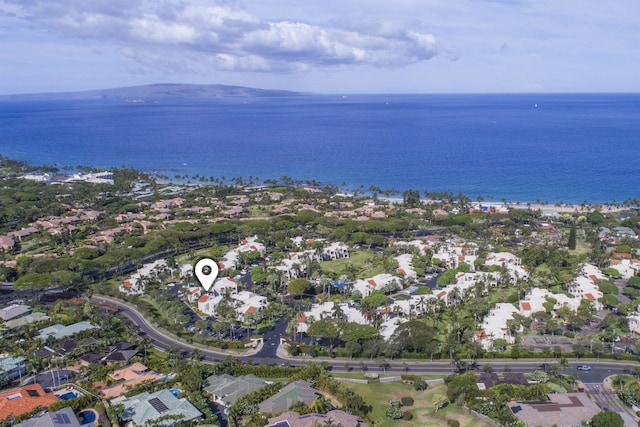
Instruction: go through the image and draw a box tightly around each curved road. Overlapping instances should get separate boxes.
[93,295,639,381]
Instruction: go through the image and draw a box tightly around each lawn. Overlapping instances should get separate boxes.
[319,250,385,279]
[342,380,493,427]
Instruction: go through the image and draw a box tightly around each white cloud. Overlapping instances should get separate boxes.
[0,0,449,73]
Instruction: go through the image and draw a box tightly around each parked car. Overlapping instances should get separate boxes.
[577,365,592,371]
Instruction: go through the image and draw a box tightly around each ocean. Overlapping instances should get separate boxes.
[1,93,639,204]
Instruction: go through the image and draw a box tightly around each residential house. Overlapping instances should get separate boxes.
[0,304,30,321]
[0,384,58,420]
[258,381,319,414]
[0,235,14,251]
[0,355,27,381]
[103,342,138,364]
[204,374,267,406]
[14,407,81,427]
[267,410,365,427]
[10,227,39,241]
[101,362,163,399]
[37,321,95,341]
[115,389,202,426]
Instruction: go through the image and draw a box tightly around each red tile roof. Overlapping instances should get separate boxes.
[397,269,406,276]
[475,330,487,339]
[458,255,465,261]
[521,302,532,311]
[122,281,132,288]
[245,306,257,314]
[437,291,446,298]
[198,295,209,303]
[367,279,377,287]
[585,293,595,301]
[614,252,632,259]
[296,313,307,323]
[0,384,58,419]
[589,275,598,282]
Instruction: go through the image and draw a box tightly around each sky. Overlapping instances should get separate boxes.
[1,0,639,94]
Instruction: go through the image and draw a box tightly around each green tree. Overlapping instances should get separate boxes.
[432,394,449,412]
[306,318,341,349]
[567,224,577,250]
[590,411,624,427]
[287,278,312,296]
[14,272,52,300]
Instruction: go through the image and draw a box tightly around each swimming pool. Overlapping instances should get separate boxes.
[78,410,96,425]
[169,389,181,398]
[58,391,76,400]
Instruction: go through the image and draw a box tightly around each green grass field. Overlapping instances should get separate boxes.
[342,380,493,427]
[319,250,385,279]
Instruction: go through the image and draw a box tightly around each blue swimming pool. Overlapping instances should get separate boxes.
[78,410,96,425]
[58,391,76,400]
[169,389,181,398]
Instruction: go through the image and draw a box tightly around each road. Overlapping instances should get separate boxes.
[92,295,638,379]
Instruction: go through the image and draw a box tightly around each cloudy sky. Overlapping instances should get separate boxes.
[1,0,639,94]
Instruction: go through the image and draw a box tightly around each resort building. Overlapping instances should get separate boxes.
[485,252,529,282]
[475,303,519,350]
[352,273,399,297]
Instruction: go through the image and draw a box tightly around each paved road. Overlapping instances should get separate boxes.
[92,295,640,379]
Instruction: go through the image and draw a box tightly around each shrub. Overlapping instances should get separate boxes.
[385,406,404,419]
[389,398,402,408]
[401,374,419,382]
[401,396,414,406]
[447,420,460,427]
[414,379,428,390]
[402,411,413,420]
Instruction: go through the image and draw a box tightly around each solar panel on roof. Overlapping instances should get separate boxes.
[148,397,169,413]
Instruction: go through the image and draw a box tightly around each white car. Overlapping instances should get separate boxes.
[577,365,592,371]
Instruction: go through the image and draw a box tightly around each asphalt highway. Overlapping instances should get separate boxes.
[92,295,639,380]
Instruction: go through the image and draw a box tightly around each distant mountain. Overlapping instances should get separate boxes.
[0,83,307,101]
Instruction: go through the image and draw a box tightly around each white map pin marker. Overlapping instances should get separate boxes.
[195,258,219,291]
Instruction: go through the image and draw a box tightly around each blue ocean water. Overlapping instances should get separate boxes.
[0,93,639,204]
